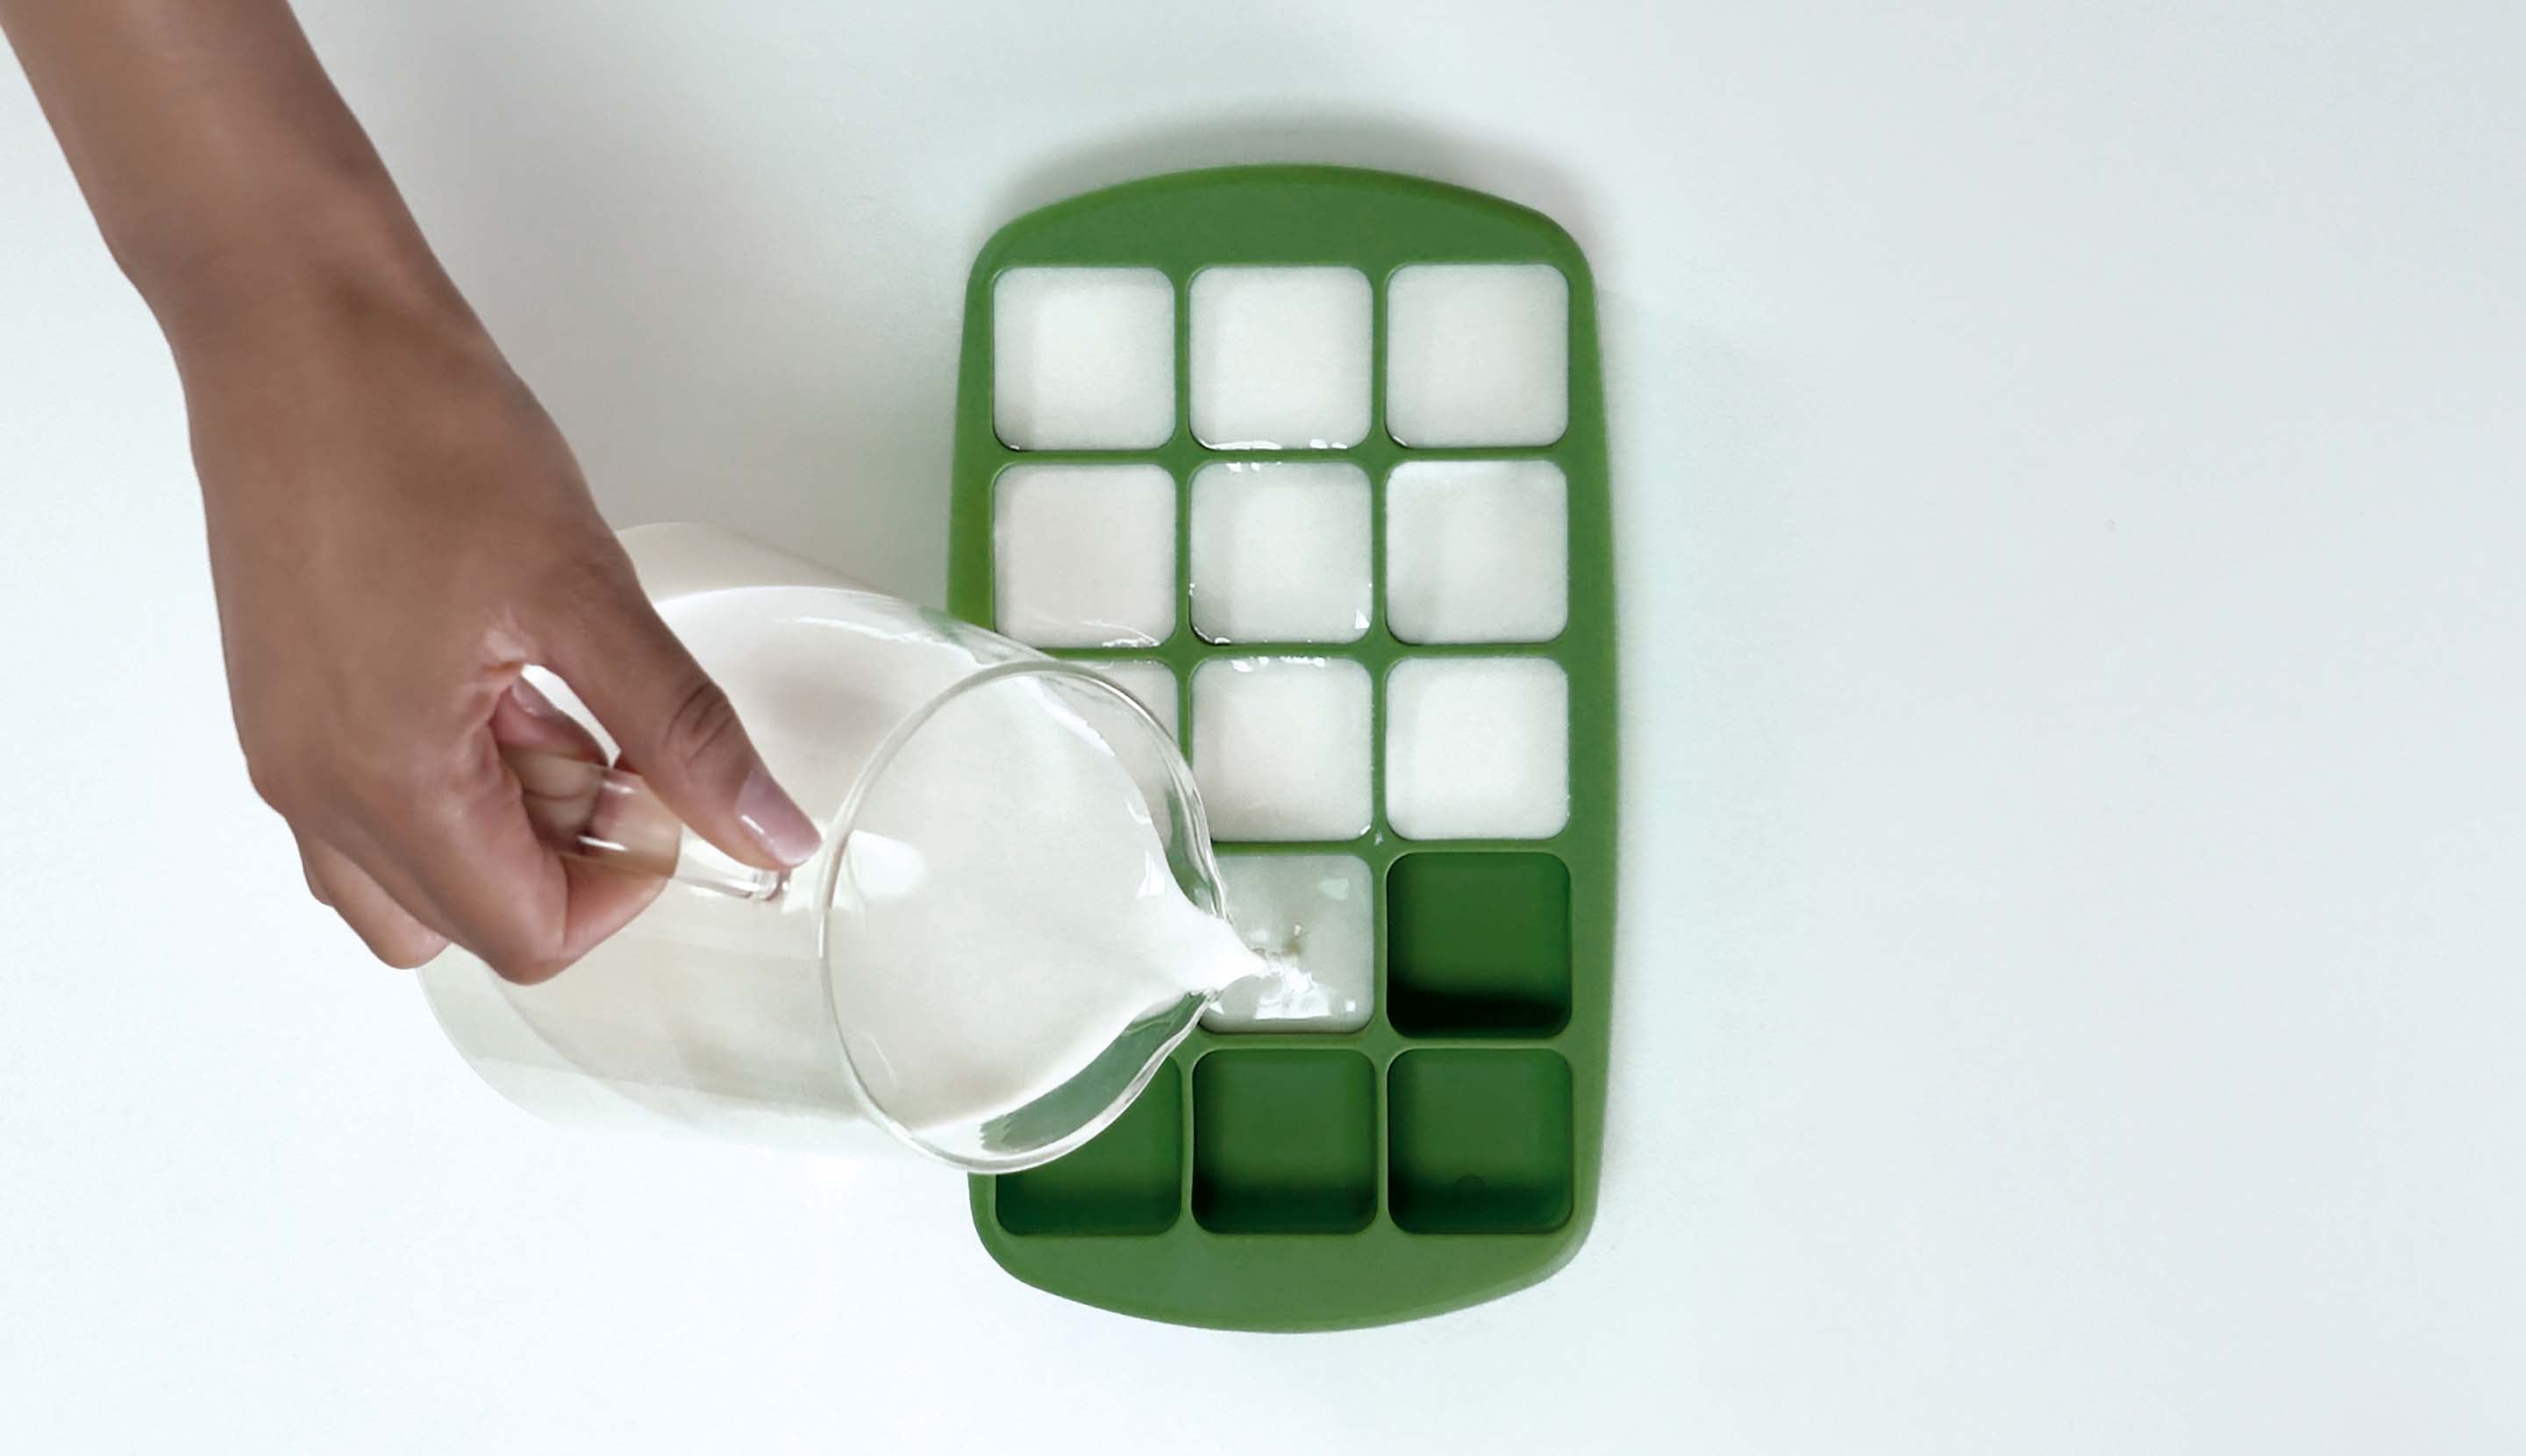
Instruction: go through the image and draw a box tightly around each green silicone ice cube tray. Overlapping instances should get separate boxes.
[947,165,1614,1330]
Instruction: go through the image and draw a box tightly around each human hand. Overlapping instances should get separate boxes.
[0,0,812,979]
[182,277,817,981]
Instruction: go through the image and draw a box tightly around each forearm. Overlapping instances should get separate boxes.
[0,0,464,351]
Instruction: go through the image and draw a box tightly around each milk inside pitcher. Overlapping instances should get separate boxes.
[418,524,1268,1171]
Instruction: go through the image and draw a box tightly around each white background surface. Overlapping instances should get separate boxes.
[4,2,2522,1450]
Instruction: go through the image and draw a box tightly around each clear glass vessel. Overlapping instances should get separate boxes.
[418,525,1227,1172]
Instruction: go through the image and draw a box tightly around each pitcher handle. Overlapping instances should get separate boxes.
[505,748,788,903]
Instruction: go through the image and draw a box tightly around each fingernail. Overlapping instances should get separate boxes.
[737,767,821,867]
[510,679,570,720]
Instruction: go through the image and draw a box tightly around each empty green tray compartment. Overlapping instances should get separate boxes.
[1389,1050,1574,1234]
[994,1064,1183,1237]
[1193,1051,1378,1234]
[949,165,1616,1331]
[1388,853,1573,1036]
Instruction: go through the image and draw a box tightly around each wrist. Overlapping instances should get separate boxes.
[134,175,480,368]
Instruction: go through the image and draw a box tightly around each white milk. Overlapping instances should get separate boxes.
[1191,656,1374,841]
[1385,656,1571,840]
[822,654,1258,1135]
[426,582,1274,1161]
[1189,461,1372,644]
[1385,459,1570,644]
[1190,266,1372,449]
[1385,262,1571,447]
[993,463,1179,648]
[1202,854,1374,1033]
[1076,660,1181,740]
[994,267,1176,449]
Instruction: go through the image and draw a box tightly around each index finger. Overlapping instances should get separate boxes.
[339,729,669,985]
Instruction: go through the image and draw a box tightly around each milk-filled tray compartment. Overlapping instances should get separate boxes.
[1385,658,1571,840]
[1385,460,1570,645]
[992,465,1176,647]
[1190,461,1373,643]
[950,166,1613,1330]
[1203,853,1374,1033]
[1385,262,1570,448]
[992,267,1176,450]
[1191,267,1373,450]
[1191,656,1374,842]
[1074,660,1180,740]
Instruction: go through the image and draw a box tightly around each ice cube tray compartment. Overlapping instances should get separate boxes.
[992,267,1176,450]
[1189,266,1374,450]
[992,464,1177,647]
[1189,461,1374,644]
[1389,1049,1576,1235]
[1072,660,1181,740]
[1202,853,1375,1033]
[1388,853,1573,1037]
[1192,1050,1380,1234]
[992,1062,1184,1237]
[950,166,1613,1331]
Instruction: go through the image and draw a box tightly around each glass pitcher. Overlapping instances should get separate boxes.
[417,524,1231,1172]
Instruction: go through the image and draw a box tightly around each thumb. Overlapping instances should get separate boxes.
[542,580,820,871]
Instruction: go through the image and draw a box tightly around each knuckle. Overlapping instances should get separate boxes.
[658,674,744,772]
[471,914,575,986]
[250,724,428,825]
[241,742,309,817]
[332,905,444,970]
[374,936,446,972]
[329,739,446,821]
[483,945,575,986]
[534,544,639,626]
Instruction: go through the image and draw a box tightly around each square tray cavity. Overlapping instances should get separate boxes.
[950,166,1613,1331]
